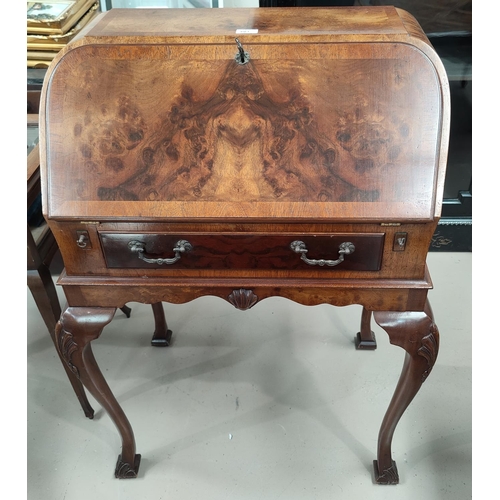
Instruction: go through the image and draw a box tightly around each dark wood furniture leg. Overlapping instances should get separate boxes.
[372,300,439,484]
[355,307,377,350]
[150,302,172,347]
[117,303,171,346]
[27,228,95,419]
[28,268,95,419]
[55,306,141,478]
[27,266,60,336]
[119,305,132,318]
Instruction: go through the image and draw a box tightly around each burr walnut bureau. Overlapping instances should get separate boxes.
[39,6,450,484]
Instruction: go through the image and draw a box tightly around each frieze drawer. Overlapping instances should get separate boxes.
[99,232,385,271]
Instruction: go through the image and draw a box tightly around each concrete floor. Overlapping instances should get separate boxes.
[26,252,471,499]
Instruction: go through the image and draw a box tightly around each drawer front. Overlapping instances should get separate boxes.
[99,233,384,271]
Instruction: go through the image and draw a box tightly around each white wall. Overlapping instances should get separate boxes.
[100,0,260,8]
[222,0,259,6]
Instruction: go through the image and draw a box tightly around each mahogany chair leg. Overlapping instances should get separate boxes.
[55,306,141,478]
[28,268,95,419]
[355,307,377,350]
[372,300,439,484]
[150,302,172,347]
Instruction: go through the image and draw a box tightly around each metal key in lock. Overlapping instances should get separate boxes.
[76,231,92,249]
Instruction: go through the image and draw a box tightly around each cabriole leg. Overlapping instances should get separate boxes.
[55,306,141,479]
[355,307,377,350]
[150,302,172,347]
[372,300,439,484]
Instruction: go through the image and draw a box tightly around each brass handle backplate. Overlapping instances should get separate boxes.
[290,240,355,267]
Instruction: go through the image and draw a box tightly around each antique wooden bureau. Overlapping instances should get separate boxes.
[39,6,450,484]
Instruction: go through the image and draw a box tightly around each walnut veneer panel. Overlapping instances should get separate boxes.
[41,7,449,222]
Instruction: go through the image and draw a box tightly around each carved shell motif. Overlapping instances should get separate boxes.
[227,289,258,311]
